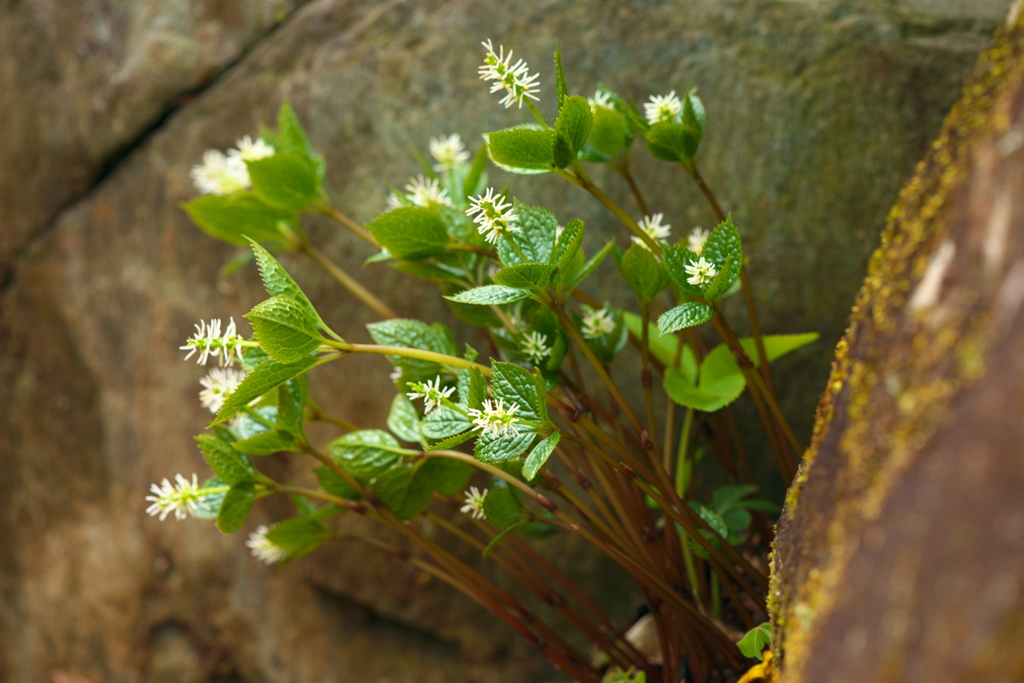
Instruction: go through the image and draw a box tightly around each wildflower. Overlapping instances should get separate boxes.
[460,486,487,521]
[180,317,246,366]
[644,90,683,126]
[190,149,250,195]
[631,213,672,249]
[581,307,616,340]
[520,331,551,365]
[467,398,522,438]
[684,256,718,286]
[246,524,289,565]
[403,175,453,208]
[389,367,404,383]
[406,376,456,415]
[145,473,201,521]
[429,134,470,171]
[198,367,247,413]
[688,226,710,255]
[385,191,403,210]
[466,188,521,244]
[588,89,614,110]
[228,135,276,162]
[479,40,540,109]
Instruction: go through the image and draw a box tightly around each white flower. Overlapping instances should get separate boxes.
[688,226,710,255]
[460,486,487,521]
[479,40,541,109]
[588,89,614,110]
[385,191,403,210]
[466,188,521,244]
[402,175,453,208]
[631,213,672,249]
[190,149,250,195]
[521,331,551,365]
[406,376,456,415]
[684,256,718,286]
[198,367,247,413]
[467,398,522,438]
[228,135,276,162]
[246,524,289,565]
[180,317,246,366]
[145,473,201,521]
[429,134,470,171]
[389,367,404,383]
[581,307,616,340]
[644,90,683,126]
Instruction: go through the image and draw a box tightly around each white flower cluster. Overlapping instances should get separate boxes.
[429,134,470,172]
[520,331,551,365]
[644,91,683,126]
[189,135,276,195]
[581,306,616,340]
[479,40,540,109]
[688,226,710,255]
[198,367,247,413]
[685,257,718,286]
[468,398,522,438]
[145,473,201,521]
[466,188,521,244]
[387,175,453,210]
[180,317,246,366]
[406,376,456,415]
[460,486,487,521]
[587,89,614,110]
[246,524,289,565]
[631,213,672,250]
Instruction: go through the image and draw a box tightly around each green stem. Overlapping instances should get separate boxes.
[299,241,398,320]
[570,164,662,255]
[318,205,378,246]
[322,341,492,376]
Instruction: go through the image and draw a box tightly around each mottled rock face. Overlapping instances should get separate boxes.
[0,0,1004,681]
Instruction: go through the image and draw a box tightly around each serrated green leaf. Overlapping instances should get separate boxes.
[424,429,474,451]
[493,263,555,289]
[474,430,535,463]
[701,253,734,301]
[371,464,433,520]
[499,202,558,266]
[661,243,704,299]
[466,368,487,412]
[213,356,319,425]
[553,45,568,110]
[366,319,457,378]
[737,623,772,661]
[245,295,323,364]
[445,284,531,305]
[523,432,560,481]
[701,217,742,281]
[490,361,542,421]
[265,516,331,552]
[420,407,472,440]
[328,429,406,481]
[553,218,584,272]
[620,244,670,303]
[216,482,257,533]
[482,484,522,528]
[485,128,553,174]
[247,240,324,327]
[246,154,320,211]
[314,466,360,500]
[657,302,714,335]
[553,96,593,168]
[645,120,703,162]
[387,393,421,443]
[183,193,292,246]
[195,434,255,485]
[193,477,228,519]
[230,405,277,439]
[277,100,316,161]
[367,207,449,260]
[420,457,473,496]
[275,378,306,437]
[588,105,630,157]
[232,429,296,455]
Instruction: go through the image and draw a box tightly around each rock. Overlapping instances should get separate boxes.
[0,0,1005,680]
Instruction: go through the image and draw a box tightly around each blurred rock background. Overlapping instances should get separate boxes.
[0,0,1009,681]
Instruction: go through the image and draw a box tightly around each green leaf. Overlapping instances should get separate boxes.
[737,623,772,661]
[371,464,433,520]
[387,393,421,443]
[493,263,555,289]
[553,96,593,168]
[490,361,542,421]
[193,477,228,520]
[701,217,743,287]
[523,433,560,481]
[620,244,670,304]
[195,435,255,485]
[246,154,320,211]
[424,429,474,451]
[681,89,706,153]
[366,319,457,378]
[276,100,316,161]
[265,516,331,553]
[553,45,568,110]
[183,193,291,246]
[216,481,257,533]
[664,368,744,413]
[314,466,360,500]
[275,378,306,437]
[499,202,558,266]
[484,127,554,174]
[712,484,760,513]
[420,406,471,440]
[553,218,584,272]
[213,356,319,425]
[420,457,473,496]
[463,143,490,199]
[474,430,535,463]
[657,302,714,335]
[445,284,531,305]
[247,240,323,327]
[460,367,488,412]
[661,242,703,298]
[328,429,406,481]
[739,333,819,366]
[588,105,630,157]
[367,207,449,261]
[482,484,522,528]
[232,429,296,455]
[645,120,703,162]
[392,261,464,284]
[245,295,323,364]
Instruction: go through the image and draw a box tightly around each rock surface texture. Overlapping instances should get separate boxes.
[771,4,1024,682]
[0,0,1007,681]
